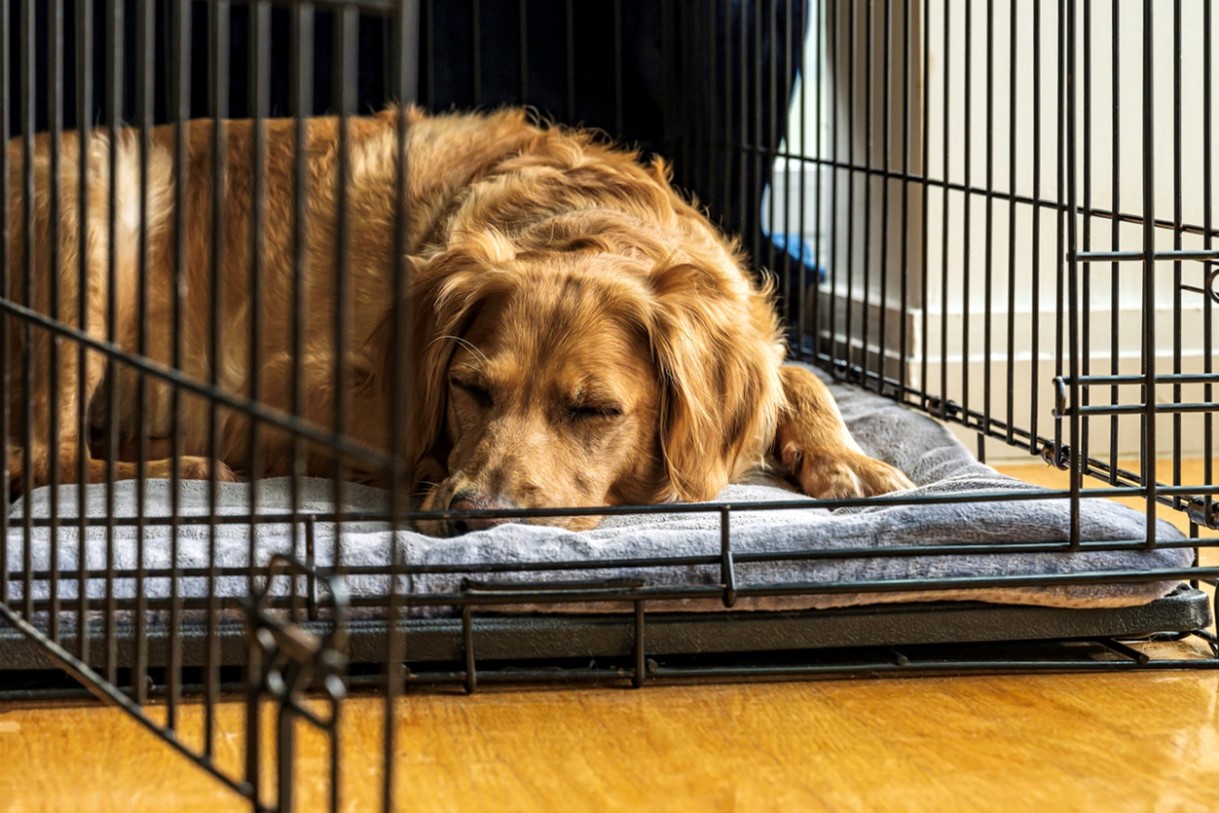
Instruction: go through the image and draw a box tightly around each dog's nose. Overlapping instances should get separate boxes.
[447,491,515,535]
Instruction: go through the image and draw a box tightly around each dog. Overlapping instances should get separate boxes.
[4,107,912,534]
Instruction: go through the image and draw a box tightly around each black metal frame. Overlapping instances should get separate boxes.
[1,1,1217,810]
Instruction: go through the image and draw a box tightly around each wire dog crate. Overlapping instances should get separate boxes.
[1,0,1217,809]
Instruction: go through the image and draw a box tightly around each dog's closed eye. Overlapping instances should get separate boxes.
[566,403,623,421]
[450,375,493,408]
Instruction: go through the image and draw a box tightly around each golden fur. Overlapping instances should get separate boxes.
[4,107,911,533]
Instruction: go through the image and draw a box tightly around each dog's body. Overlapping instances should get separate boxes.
[5,107,911,532]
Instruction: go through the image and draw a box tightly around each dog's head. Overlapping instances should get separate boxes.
[398,216,783,536]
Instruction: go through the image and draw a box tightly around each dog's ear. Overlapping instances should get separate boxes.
[644,254,786,502]
[367,232,517,484]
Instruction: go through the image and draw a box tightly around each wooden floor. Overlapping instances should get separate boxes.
[0,461,1216,812]
[3,669,1219,813]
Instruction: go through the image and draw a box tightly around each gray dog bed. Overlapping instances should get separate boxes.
[3,365,1193,618]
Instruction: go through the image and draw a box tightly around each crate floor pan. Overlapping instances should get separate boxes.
[1,585,1213,694]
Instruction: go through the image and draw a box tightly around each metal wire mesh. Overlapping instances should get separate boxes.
[0,1,1216,810]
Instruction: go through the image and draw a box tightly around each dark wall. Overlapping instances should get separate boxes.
[4,0,806,253]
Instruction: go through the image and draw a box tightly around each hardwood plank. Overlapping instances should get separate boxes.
[3,672,1219,813]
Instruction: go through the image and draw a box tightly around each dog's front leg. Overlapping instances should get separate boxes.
[5,129,237,497]
[775,365,914,499]
[7,277,239,496]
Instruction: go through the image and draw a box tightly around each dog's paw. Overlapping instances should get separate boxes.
[4,446,54,501]
[781,442,914,499]
[169,456,241,483]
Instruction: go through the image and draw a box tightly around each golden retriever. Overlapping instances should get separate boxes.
[4,107,912,534]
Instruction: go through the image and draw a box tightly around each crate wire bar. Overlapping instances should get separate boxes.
[0,1,1216,811]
